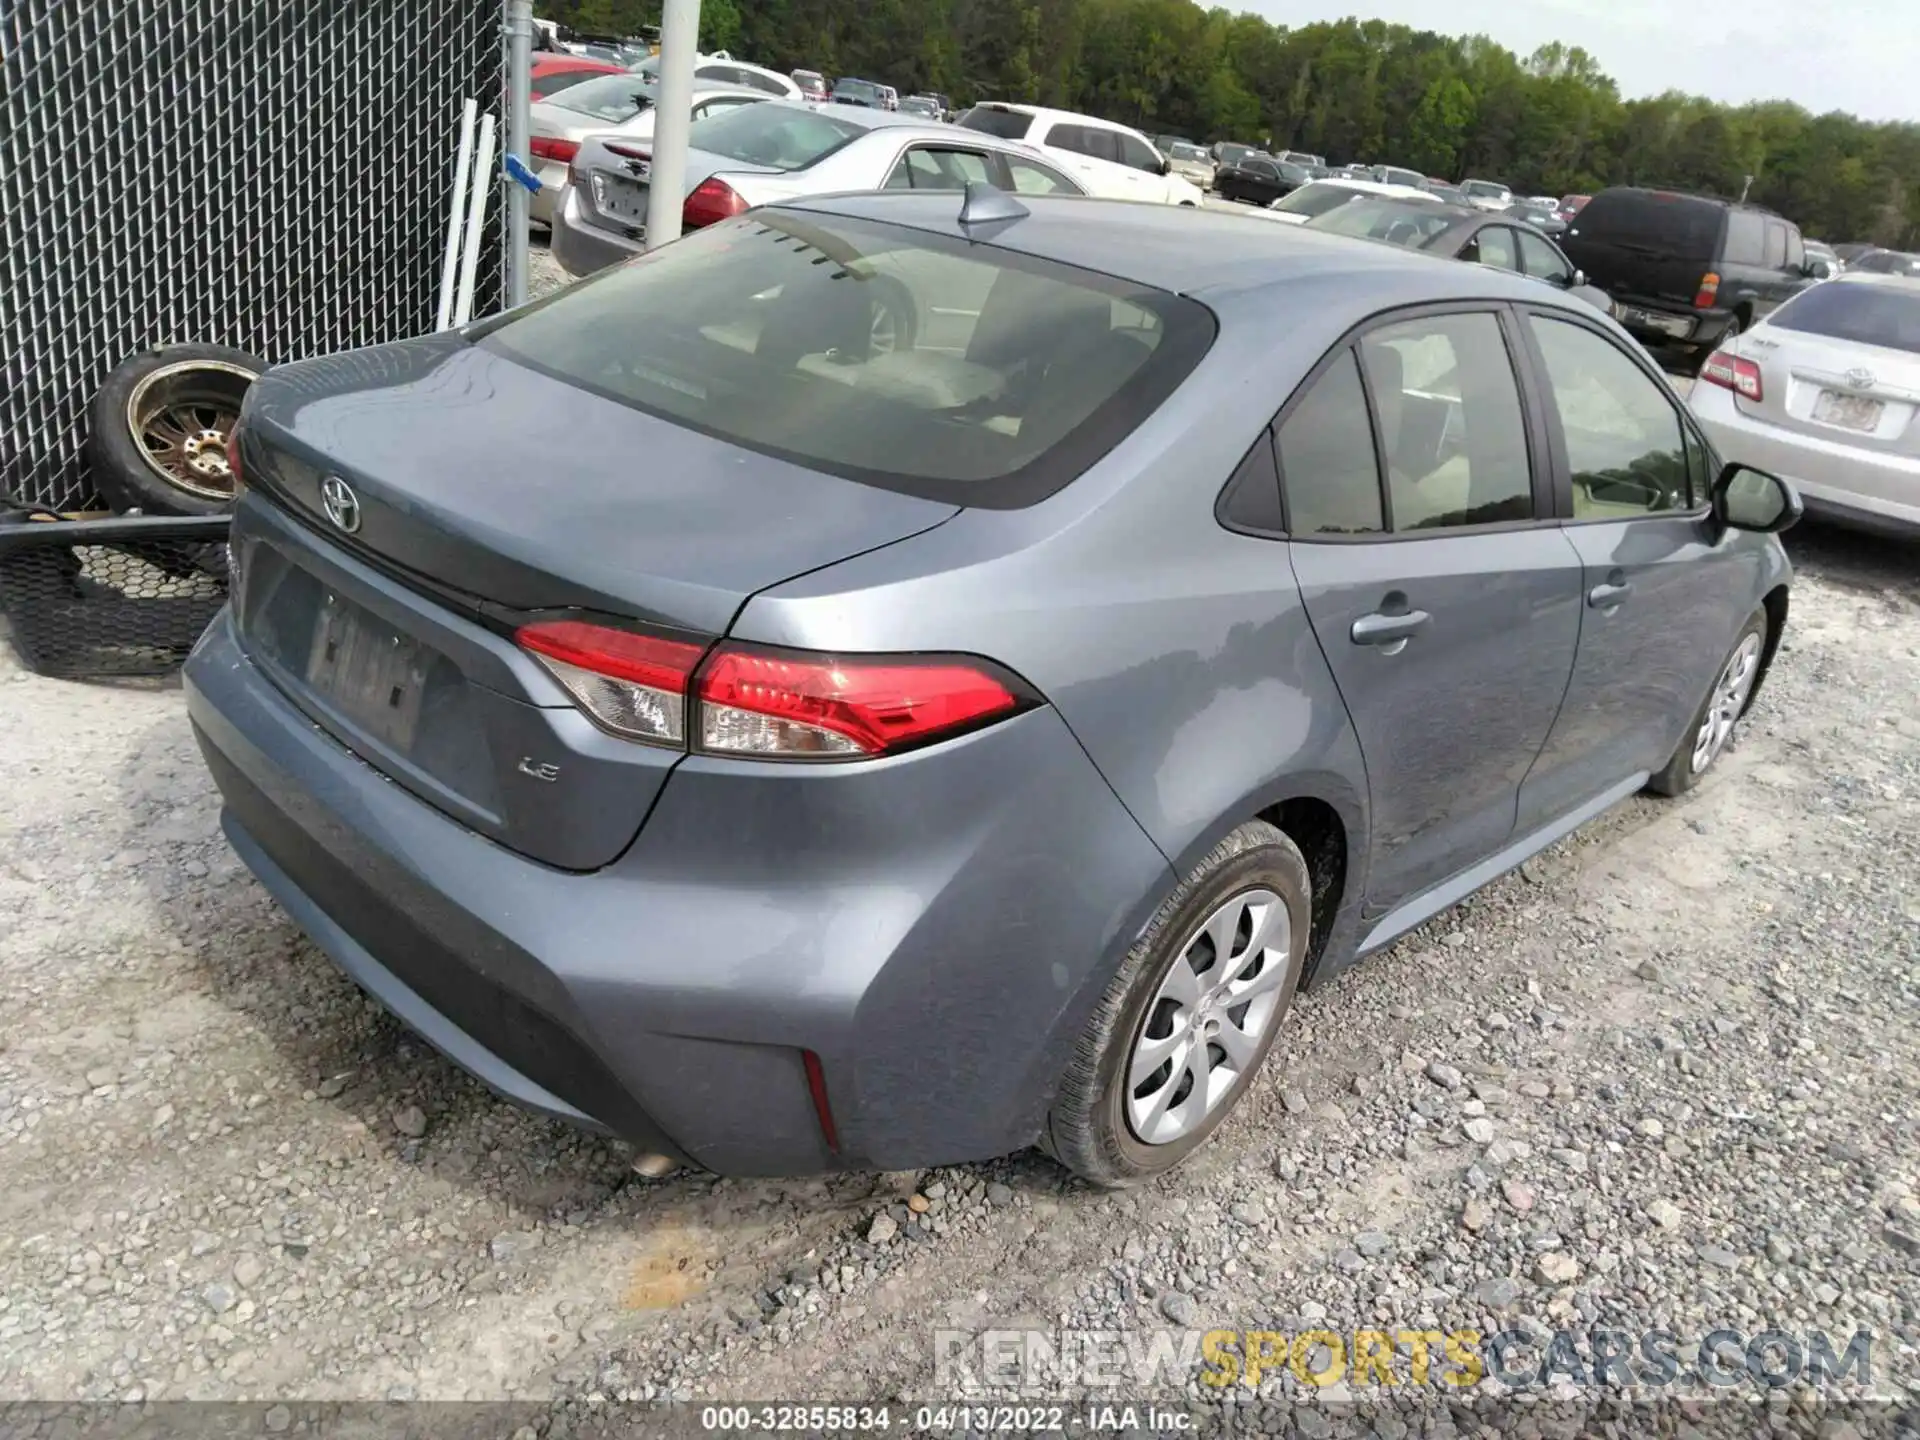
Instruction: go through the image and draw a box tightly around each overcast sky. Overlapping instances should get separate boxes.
[1252,0,1918,123]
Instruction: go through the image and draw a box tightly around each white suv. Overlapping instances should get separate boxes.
[955,103,1204,206]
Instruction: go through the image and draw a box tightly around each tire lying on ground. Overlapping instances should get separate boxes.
[86,344,266,517]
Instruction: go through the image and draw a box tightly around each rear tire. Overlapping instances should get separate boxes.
[86,344,265,516]
[1647,609,1768,797]
[1044,821,1310,1188]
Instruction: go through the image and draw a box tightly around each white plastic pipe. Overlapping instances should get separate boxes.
[645,0,702,250]
[454,113,498,327]
[436,98,478,332]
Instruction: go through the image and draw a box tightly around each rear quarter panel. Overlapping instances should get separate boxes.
[731,290,1376,977]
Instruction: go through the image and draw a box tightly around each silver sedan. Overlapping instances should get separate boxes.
[550,100,1087,277]
[1689,271,1920,539]
[528,77,767,225]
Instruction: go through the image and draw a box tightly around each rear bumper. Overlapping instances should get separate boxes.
[529,164,570,226]
[1691,384,1920,539]
[184,611,1171,1175]
[550,184,643,277]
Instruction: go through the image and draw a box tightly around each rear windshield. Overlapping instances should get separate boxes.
[1377,168,1425,188]
[1169,142,1207,161]
[834,79,882,100]
[1851,250,1920,276]
[1214,144,1256,165]
[1273,182,1370,219]
[1574,190,1723,256]
[956,106,1033,140]
[1769,282,1920,354]
[1462,181,1508,198]
[480,210,1215,507]
[549,71,656,122]
[687,103,865,170]
[1309,197,1455,246]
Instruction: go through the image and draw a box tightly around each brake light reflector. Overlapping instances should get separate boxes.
[683,176,749,231]
[530,136,579,164]
[516,620,704,745]
[1694,271,1721,309]
[696,646,1025,758]
[1699,351,1764,402]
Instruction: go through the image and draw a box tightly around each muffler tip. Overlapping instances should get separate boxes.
[630,1152,678,1179]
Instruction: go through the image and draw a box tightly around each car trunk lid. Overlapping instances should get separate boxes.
[232,335,956,870]
[1731,327,1920,458]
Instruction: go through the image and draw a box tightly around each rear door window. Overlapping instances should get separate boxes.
[1359,313,1534,530]
[480,211,1214,507]
[1723,211,1766,266]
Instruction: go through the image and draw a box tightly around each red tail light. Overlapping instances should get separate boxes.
[530,136,580,164]
[514,622,1030,759]
[1693,271,1721,310]
[517,620,704,746]
[1699,351,1763,402]
[683,176,749,230]
[226,417,246,491]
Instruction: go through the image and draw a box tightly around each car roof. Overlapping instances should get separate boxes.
[1831,269,1920,290]
[965,102,1145,137]
[777,191,1580,310]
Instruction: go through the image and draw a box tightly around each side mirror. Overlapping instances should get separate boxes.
[1712,462,1802,534]
[1571,269,1587,288]
[1159,156,1172,176]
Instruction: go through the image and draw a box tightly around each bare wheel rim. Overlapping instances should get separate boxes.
[869,299,901,355]
[1691,631,1763,776]
[1125,887,1292,1146]
[124,360,258,502]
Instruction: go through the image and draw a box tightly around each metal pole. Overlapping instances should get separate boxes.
[503,0,533,305]
[646,0,703,250]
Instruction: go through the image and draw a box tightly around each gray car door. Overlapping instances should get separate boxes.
[1512,308,1757,827]
[1280,307,1584,913]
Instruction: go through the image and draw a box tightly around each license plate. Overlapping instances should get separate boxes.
[1619,307,1692,338]
[304,594,429,751]
[591,169,650,225]
[1812,388,1883,432]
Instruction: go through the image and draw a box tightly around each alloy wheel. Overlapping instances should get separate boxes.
[125,360,257,503]
[1691,631,1763,776]
[1125,888,1292,1146]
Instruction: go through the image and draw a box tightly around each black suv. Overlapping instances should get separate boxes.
[1562,187,1819,370]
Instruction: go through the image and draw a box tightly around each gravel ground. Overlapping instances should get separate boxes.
[1,312,1915,1415]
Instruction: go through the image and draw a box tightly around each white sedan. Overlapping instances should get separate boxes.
[1689,271,1920,539]
[551,101,1090,279]
[1265,178,1443,226]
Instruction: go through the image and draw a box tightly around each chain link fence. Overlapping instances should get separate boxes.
[1,0,505,511]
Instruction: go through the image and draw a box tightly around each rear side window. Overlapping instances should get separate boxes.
[1722,211,1766,266]
[1049,125,1121,163]
[957,106,1033,140]
[1769,282,1920,354]
[685,103,864,170]
[481,212,1214,508]
[1276,352,1384,536]
[1576,190,1723,259]
[1527,316,1691,515]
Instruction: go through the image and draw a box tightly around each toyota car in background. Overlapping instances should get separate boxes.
[550,100,1087,277]
[1689,271,1920,539]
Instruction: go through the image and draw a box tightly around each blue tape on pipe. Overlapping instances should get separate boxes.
[503,153,542,192]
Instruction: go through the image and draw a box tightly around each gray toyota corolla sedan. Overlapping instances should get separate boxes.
[186,189,1799,1186]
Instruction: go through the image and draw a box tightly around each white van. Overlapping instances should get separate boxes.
[954,103,1204,206]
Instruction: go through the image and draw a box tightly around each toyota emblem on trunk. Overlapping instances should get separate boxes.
[1845,367,1876,390]
[320,475,361,533]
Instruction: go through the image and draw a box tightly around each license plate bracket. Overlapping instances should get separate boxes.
[304,594,430,751]
[591,170,651,228]
[1811,388,1882,433]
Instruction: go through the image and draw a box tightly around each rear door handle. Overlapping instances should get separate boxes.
[1588,581,1634,609]
[1351,610,1431,648]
